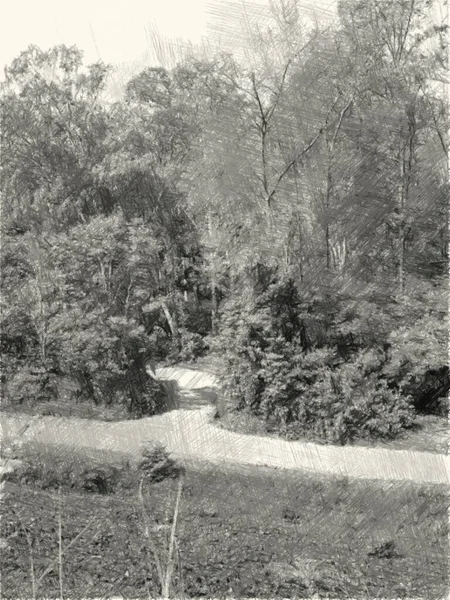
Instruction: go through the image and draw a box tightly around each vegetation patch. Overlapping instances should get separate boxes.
[215,275,448,445]
[1,445,448,598]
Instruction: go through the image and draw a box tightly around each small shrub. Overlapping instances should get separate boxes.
[368,540,402,559]
[80,466,119,494]
[9,453,73,489]
[6,446,120,494]
[178,331,209,363]
[282,507,301,522]
[138,443,184,483]
[5,365,56,406]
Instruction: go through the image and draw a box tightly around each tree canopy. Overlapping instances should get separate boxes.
[1,0,448,434]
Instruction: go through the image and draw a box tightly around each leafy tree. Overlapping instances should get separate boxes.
[1,3,447,436]
[1,45,111,231]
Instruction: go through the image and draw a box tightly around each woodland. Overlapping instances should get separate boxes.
[1,0,448,444]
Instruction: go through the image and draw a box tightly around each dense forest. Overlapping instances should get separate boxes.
[1,0,448,443]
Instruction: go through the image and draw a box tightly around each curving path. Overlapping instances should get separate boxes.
[1,366,449,485]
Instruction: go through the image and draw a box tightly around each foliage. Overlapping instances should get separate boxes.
[6,446,120,494]
[216,272,423,443]
[4,365,56,406]
[138,443,184,483]
[384,310,449,414]
[1,0,448,439]
[178,331,209,363]
[298,355,415,444]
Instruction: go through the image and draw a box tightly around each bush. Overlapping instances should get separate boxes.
[383,313,449,414]
[5,365,56,406]
[138,443,184,483]
[6,446,120,494]
[9,453,73,490]
[216,271,419,444]
[178,331,209,363]
[253,347,414,444]
[296,354,415,444]
[79,466,119,494]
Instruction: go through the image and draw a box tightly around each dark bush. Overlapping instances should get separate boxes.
[5,365,57,406]
[215,272,419,444]
[295,353,415,444]
[80,466,119,494]
[6,447,121,494]
[178,331,209,363]
[383,313,449,415]
[138,443,184,483]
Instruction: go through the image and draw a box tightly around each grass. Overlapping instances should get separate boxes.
[1,398,131,421]
[2,442,448,599]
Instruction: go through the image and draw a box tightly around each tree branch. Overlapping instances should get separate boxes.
[266,126,324,207]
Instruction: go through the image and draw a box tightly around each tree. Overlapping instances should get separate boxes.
[337,0,449,292]
[45,214,167,415]
[1,45,112,231]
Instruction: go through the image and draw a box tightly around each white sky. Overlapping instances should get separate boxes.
[1,0,339,70]
[1,0,209,69]
[1,0,340,98]
[2,0,446,72]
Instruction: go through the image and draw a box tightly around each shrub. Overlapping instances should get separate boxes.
[216,270,440,444]
[6,446,120,494]
[5,365,56,406]
[178,331,209,363]
[258,348,414,444]
[297,354,415,444]
[383,313,449,414]
[79,466,119,494]
[9,452,74,489]
[217,285,416,444]
[138,443,184,483]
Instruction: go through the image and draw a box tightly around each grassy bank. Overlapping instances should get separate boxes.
[2,443,448,598]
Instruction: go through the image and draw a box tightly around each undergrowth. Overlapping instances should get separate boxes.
[1,442,448,599]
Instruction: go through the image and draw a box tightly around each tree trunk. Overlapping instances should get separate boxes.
[397,111,416,295]
[397,148,406,295]
[161,300,178,340]
[208,213,217,333]
[325,155,333,270]
[211,272,217,333]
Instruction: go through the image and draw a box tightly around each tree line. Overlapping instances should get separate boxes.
[1,0,448,439]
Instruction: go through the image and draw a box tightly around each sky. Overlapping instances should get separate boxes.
[1,0,209,69]
[1,0,338,70]
[2,0,446,100]
[1,0,339,99]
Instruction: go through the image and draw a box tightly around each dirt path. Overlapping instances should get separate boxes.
[1,366,448,484]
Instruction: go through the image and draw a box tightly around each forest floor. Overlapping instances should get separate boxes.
[1,366,448,485]
[1,444,449,599]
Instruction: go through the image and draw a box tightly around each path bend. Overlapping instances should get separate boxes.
[1,366,448,485]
